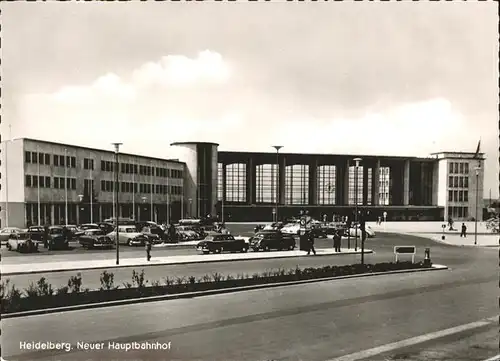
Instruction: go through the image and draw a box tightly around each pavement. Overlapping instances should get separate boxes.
[368,221,499,247]
[1,247,373,276]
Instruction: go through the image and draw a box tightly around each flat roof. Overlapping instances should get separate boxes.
[219,150,433,161]
[171,142,219,147]
[19,138,185,164]
[430,151,485,155]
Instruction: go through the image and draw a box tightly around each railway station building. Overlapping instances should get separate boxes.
[0,139,485,227]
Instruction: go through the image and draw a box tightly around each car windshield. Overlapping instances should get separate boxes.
[49,228,63,234]
[124,228,136,233]
[87,230,105,236]
[204,236,213,241]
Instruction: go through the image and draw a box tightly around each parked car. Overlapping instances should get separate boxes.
[346,224,376,238]
[138,226,162,244]
[281,223,301,235]
[249,231,296,251]
[196,234,249,254]
[27,226,45,242]
[80,223,101,231]
[0,227,23,245]
[79,229,114,249]
[46,226,69,250]
[63,225,82,241]
[6,232,39,253]
[98,222,116,235]
[106,225,148,246]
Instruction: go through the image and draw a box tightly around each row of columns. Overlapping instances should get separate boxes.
[220,158,411,207]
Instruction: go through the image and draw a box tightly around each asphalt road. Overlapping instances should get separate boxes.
[3,244,497,361]
[3,229,498,361]
[5,233,444,291]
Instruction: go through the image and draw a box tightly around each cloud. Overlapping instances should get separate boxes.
[131,50,230,88]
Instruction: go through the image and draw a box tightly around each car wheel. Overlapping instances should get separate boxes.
[289,244,295,251]
[241,247,248,253]
[127,240,133,246]
[6,243,12,251]
[264,245,270,252]
[215,247,221,254]
[203,251,209,254]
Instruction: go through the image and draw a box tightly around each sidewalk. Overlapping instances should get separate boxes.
[416,233,499,248]
[368,221,494,235]
[1,248,373,276]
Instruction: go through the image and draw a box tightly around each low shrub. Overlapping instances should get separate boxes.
[100,271,118,291]
[2,261,432,314]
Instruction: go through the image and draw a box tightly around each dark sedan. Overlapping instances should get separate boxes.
[46,226,69,250]
[79,229,114,249]
[27,226,45,242]
[196,234,249,254]
[249,231,296,252]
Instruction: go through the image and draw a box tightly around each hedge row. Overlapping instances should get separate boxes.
[1,261,431,314]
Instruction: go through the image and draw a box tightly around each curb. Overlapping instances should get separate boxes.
[2,264,448,319]
[1,250,374,276]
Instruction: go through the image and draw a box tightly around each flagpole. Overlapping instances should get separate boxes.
[151,167,154,222]
[37,145,41,226]
[90,152,93,224]
[5,125,11,227]
[132,159,136,220]
[64,148,68,225]
[166,168,170,224]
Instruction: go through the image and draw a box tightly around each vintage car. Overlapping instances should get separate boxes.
[27,226,45,242]
[6,232,39,253]
[0,227,23,245]
[63,225,83,241]
[281,223,301,235]
[196,234,249,254]
[46,226,70,250]
[79,229,114,249]
[106,225,149,246]
[346,224,376,238]
[80,223,101,231]
[176,226,201,241]
[138,226,162,244]
[249,231,296,252]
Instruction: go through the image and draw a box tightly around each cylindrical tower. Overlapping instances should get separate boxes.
[170,142,219,219]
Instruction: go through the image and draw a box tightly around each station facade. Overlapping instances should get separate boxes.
[0,139,485,227]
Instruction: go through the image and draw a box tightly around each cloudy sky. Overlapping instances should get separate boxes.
[3,2,498,196]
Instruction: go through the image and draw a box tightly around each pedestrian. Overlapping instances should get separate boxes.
[307,230,316,255]
[43,225,49,248]
[461,223,467,238]
[145,239,152,261]
[334,230,342,252]
[377,216,381,225]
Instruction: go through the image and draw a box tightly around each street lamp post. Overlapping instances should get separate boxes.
[112,143,122,265]
[188,198,193,218]
[272,146,283,223]
[353,158,362,252]
[474,166,480,245]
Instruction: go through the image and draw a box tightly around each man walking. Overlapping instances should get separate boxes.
[460,223,467,238]
[145,239,152,261]
[334,229,342,252]
[307,230,316,255]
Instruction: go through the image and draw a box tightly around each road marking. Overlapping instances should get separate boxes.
[483,355,500,361]
[327,316,498,361]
